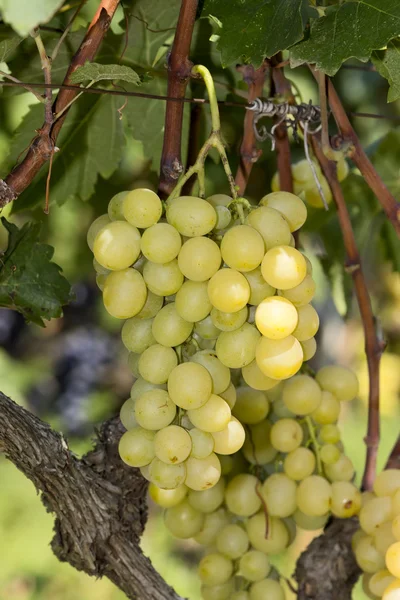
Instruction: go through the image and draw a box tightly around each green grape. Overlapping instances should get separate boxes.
[262,473,297,518]
[386,543,400,579]
[354,535,385,573]
[194,508,229,545]
[255,296,298,339]
[188,479,225,513]
[325,454,355,484]
[243,267,276,305]
[120,398,137,430]
[219,455,233,476]
[143,259,184,297]
[296,475,332,516]
[261,245,307,290]
[168,362,213,409]
[87,214,110,251]
[291,158,322,184]
[270,418,303,452]
[246,206,291,249]
[239,550,271,582]
[281,274,316,307]
[164,499,205,538]
[300,337,317,361]
[283,447,316,480]
[303,177,333,209]
[219,382,237,409]
[138,344,177,384]
[135,290,164,319]
[293,510,329,531]
[118,427,155,467]
[225,474,262,517]
[93,257,110,275]
[359,496,393,535]
[242,421,277,466]
[374,470,400,497]
[188,394,231,433]
[270,396,295,419]
[319,424,341,444]
[246,514,289,554]
[311,390,340,424]
[123,188,162,228]
[211,417,245,455]
[231,593,250,600]
[167,196,217,236]
[242,360,279,391]
[103,268,147,319]
[185,453,221,490]
[369,570,396,598]
[201,580,235,600]
[249,579,286,600]
[154,425,192,464]
[206,193,232,207]
[127,352,140,377]
[208,268,250,313]
[330,481,362,518]
[96,274,107,290]
[256,335,303,380]
[260,191,307,232]
[214,205,232,230]
[148,457,186,489]
[293,303,319,341]
[121,317,155,354]
[108,191,128,220]
[198,553,233,586]
[221,225,265,272]
[232,387,269,425]
[282,374,322,415]
[178,237,221,281]
[134,389,176,430]
[175,280,212,322]
[375,523,396,556]
[149,482,188,508]
[216,523,249,559]
[320,444,341,465]
[316,365,359,402]
[189,428,215,459]
[93,220,141,271]
[210,306,248,332]
[216,323,260,369]
[195,315,220,340]
[152,303,193,347]
[140,222,182,263]
[191,350,231,395]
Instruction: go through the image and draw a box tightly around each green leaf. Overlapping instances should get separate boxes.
[69,62,141,85]
[370,129,400,200]
[202,0,308,67]
[372,41,400,102]
[0,0,64,37]
[0,28,20,62]
[290,0,400,76]
[0,218,72,325]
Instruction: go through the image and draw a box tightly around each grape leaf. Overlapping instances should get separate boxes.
[0,218,72,325]
[70,62,141,85]
[0,0,64,37]
[202,0,308,67]
[0,28,20,61]
[372,41,400,103]
[290,0,400,76]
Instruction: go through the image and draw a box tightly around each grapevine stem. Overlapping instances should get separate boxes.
[305,416,323,475]
[192,64,220,132]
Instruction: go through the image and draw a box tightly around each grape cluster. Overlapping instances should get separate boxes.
[352,470,400,599]
[88,186,361,599]
[271,150,349,208]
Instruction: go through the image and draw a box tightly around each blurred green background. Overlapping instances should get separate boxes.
[0,44,400,600]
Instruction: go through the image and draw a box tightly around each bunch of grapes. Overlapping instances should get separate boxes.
[87,185,362,599]
[271,150,349,208]
[352,470,400,599]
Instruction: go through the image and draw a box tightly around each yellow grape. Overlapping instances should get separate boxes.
[108,191,127,220]
[330,481,362,518]
[283,447,316,481]
[255,335,303,380]
[167,362,213,409]
[103,268,147,319]
[118,427,155,467]
[211,417,245,455]
[260,191,307,232]
[140,222,182,263]
[293,510,329,531]
[166,196,217,237]
[221,225,265,272]
[194,508,229,545]
[303,177,333,209]
[130,377,166,402]
[300,337,317,361]
[246,206,291,249]
[123,188,162,228]
[374,522,396,555]
[242,421,277,466]
[175,280,212,322]
[121,317,155,354]
[225,474,262,517]
[324,454,355,482]
[208,268,250,313]
[255,296,298,339]
[214,205,232,230]
[249,579,286,600]
[216,323,260,369]
[383,579,400,600]
[185,453,221,491]
[143,259,184,297]
[242,360,279,391]
[282,374,322,415]
[270,418,303,452]
[191,350,231,395]
[246,514,289,555]
[216,523,249,559]
[201,581,235,600]
[369,570,396,598]
[293,303,319,341]
[96,273,108,290]
[154,425,192,464]
[261,473,297,518]
[243,267,276,305]
[135,290,164,319]
[149,483,188,508]
[261,245,307,290]
[355,535,386,573]
[178,236,221,281]
[195,315,220,339]
[134,389,176,430]
[189,428,215,459]
[219,382,237,409]
[152,303,193,347]
[374,470,400,497]
[311,390,340,424]
[198,553,233,586]
[93,220,141,270]
[188,479,225,513]
[281,274,316,307]
[232,387,269,425]
[138,344,178,384]
[210,306,248,332]
[316,365,359,402]
[239,551,271,583]
[87,214,110,251]
[296,475,332,516]
[119,398,137,430]
[164,499,205,538]
[188,394,231,433]
[148,457,186,489]
[206,193,232,206]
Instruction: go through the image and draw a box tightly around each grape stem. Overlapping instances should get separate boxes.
[167,65,238,201]
[305,416,323,476]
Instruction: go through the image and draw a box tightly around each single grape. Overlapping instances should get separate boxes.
[321,444,341,465]
[281,274,316,307]
[120,398,137,430]
[87,214,110,251]
[246,206,292,250]
[195,315,220,340]
[242,420,277,466]
[93,257,110,275]
[103,268,147,319]
[143,259,184,297]
[214,205,232,230]
[311,390,340,424]
[178,237,221,281]
[256,335,303,380]
[210,306,248,332]
[148,457,186,489]
[121,317,155,354]
[382,579,400,599]
[374,522,396,555]
[232,387,269,425]
[249,579,286,600]
[140,222,182,263]
[201,580,235,600]
[134,389,176,430]
[198,553,233,586]
[221,225,265,272]
[324,454,355,482]
[188,479,225,513]
[261,245,307,290]
[219,381,237,409]
[300,337,317,361]
[292,303,319,341]
[164,499,205,538]
[188,394,231,433]
[206,194,232,207]
[283,447,316,480]
[369,570,396,598]
[330,481,362,518]
[208,268,250,313]
[282,374,322,415]
[225,474,262,517]
[135,290,164,319]
[191,350,231,395]
[119,427,155,467]
[303,177,333,209]
[154,425,192,465]
[216,323,260,369]
[216,523,249,559]
[194,508,229,545]
[359,496,393,535]
[260,191,307,232]
[152,303,193,347]
[239,551,271,582]
[255,296,298,340]
[168,362,212,409]
[355,535,386,573]
[293,510,329,531]
[185,453,221,490]
[231,593,250,600]
[316,365,359,402]
[108,191,127,220]
[175,280,212,322]
[123,188,162,228]
[130,377,166,402]
[246,514,289,554]
[93,220,141,271]
[149,482,188,508]
[374,470,400,497]
[243,267,276,305]
[211,417,245,455]
[138,344,177,384]
[262,473,297,518]
[167,196,217,236]
[270,418,303,452]
[296,475,332,516]
[242,360,279,391]
[319,424,341,444]
[189,428,215,459]
[95,273,106,291]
